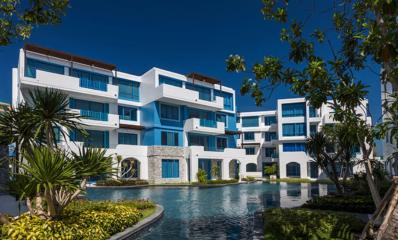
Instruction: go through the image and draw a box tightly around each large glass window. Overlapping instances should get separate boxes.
[286,162,301,177]
[118,133,138,145]
[264,116,277,125]
[161,131,179,146]
[244,132,255,140]
[216,113,227,127]
[160,103,179,121]
[264,132,277,141]
[186,83,211,101]
[188,134,213,150]
[283,143,306,152]
[282,123,306,136]
[310,124,317,136]
[242,116,259,127]
[282,103,305,117]
[309,106,318,117]
[245,147,256,155]
[264,148,276,157]
[70,130,109,148]
[118,106,137,121]
[69,98,108,121]
[25,58,64,78]
[162,159,179,178]
[70,68,108,91]
[214,90,234,110]
[216,137,227,150]
[113,78,140,101]
[159,75,183,87]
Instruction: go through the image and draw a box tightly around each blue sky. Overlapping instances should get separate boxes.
[0,1,381,124]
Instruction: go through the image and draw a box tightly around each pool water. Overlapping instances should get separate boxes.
[87,182,332,240]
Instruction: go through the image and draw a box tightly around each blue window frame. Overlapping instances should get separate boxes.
[242,116,259,127]
[25,58,64,78]
[282,103,305,117]
[214,90,234,110]
[265,148,276,157]
[70,130,109,148]
[264,116,277,125]
[283,143,306,152]
[264,132,277,141]
[244,132,255,140]
[188,134,214,151]
[70,68,108,91]
[286,162,301,177]
[161,131,179,146]
[160,103,179,121]
[309,106,318,117]
[159,75,183,87]
[162,159,179,178]
[216,137,227,150]
[236,117,240,123]
[118,106,137,121]
[310,124,317,136]
[69,98,108,121]
[245,147,256,155]
[118,133,138,145]
[216,113,227,127]
[282,123,306,136]
[186,83,211,101]
[113,78,140,101]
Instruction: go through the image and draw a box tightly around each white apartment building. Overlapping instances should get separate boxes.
[237,98,372,179]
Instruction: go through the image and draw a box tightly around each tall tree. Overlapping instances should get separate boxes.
[1,0,69,45]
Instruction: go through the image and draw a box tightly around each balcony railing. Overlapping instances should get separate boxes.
[81,110,108,121]
[80,78,108,91]
[199,119,217,128]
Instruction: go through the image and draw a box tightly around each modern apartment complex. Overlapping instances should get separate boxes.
[237,98,371,179]
[11,44,371,182]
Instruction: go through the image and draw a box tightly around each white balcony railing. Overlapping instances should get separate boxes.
[184,118,225,135]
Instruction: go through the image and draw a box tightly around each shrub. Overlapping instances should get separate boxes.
[263,208,365,240]
[96,179,149,186]
[302,195,375,213]
[242,176,256,181]
[206,179,238,184]
[197,169,207,183]
[264,164,277,176]
[1,200,155,240]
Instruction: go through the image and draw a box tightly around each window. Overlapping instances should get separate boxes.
[216,113,227,127]
[310,124,317,136]
[264,116,277,125]
[286,162,301,177]
[70,130,109,148]
[283,143,306,152]
[245,147,256,155]
[214,90,234,110]
[188,134,212,151]
[242,116,259,127]
[70,68,108,91]
[160,103,179,121]
[282,123,306,136]
[309,106,318,117]
[265,148,276,157]
[186,83,211,101]
[25,58,64,78]
[217,137,227,150]
[246,163,257,172]
[264,132,277,141]
[118,106,137,121]
[69,98,108,121]
[113,78,140,101]
[161,131,179,146]
[244,132,255,140]
[236,117,240,123]
[282,103,305,117]
[118,133,138,145]
[162,159,179,178]
[159,75,183,87]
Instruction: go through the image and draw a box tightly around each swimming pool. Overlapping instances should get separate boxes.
[87,182,332,239]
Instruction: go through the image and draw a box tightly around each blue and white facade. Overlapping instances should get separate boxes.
[237,98,372,179]
[12,45,251,183]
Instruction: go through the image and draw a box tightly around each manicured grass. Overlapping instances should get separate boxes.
[1,200,156,240]
[263,208,365,240]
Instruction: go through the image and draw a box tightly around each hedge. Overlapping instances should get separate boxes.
[96,179,149,186]
[1,200,155,240]
[302,195,375,213]
[263,208,365,240]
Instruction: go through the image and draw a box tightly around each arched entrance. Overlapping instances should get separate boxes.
[246,163,257,172]
[121,158,140,179]
[229,160,240,179]
[286,162,300,177]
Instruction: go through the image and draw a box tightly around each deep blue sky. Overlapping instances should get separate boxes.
[0,1,382,123]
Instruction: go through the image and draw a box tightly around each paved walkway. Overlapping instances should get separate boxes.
[0,193,26,216]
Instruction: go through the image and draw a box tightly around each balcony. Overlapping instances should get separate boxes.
[184,118,225,135]
[153,84,224,110]
[71,109,119,129]
[20,70,118,100]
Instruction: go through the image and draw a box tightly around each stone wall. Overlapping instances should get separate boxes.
[147,146,188,184]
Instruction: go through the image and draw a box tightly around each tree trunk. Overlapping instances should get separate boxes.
[364,157,382,206]
[0,212,9,224]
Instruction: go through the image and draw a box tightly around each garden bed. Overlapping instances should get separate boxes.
[263,208,365,240]
[96,179,149,186]
[0,200,157,240]
[302,194,375,213]
[193,179,239,187]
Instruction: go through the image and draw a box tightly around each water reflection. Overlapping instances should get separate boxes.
[87,182,332,240]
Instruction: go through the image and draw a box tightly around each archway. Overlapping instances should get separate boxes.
[286,162,300,177]
[246,163,257,172]
[229,160,240,179]
[121,158,140,179]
